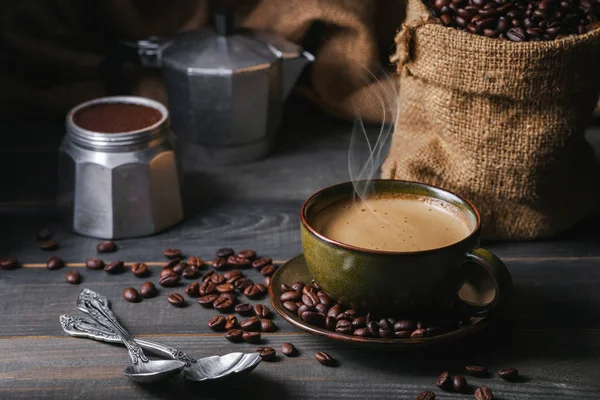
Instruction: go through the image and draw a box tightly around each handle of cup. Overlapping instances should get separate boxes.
[458,248,512,318]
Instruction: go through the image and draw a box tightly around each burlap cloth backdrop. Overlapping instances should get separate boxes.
[382,0,600,240]
[0,0,404,122]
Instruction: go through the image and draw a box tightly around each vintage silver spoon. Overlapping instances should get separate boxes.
[60,314,261,381]
[76,289,186,383]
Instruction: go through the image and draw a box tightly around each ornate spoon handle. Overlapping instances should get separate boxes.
[76,289,148,364]
[60,314,196,365]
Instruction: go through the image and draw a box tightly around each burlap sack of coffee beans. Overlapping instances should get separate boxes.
[382,0,600,240]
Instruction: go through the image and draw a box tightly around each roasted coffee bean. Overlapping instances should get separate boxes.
[353,328,370,337]
[280,284,292,292]
[315,303,329,314]
[185,281,200,297]
[235,277,253,290]
[335,320,352,334]
[351,317,367,329]
[37,227,52,240]
[466,365,488,377]
[260,265,276,276]
[123,287,141,302]
[394,320,416,331]
[211,273,226,284]
[104,260,124,274]
[159,271,180,287]
[316,291,335,306]
[199,280,216,295]
[198,294,219,307]
[65,270,81,284]
[221,291,238,302]
[301,311,326,327]
[186,255,204,267]
[208,315,226,331]
[163,248,182,259]
[224,329,243,342]
[283,301,299,313]
[379,328,393,338]
[281,342,298,357]
[343,309,357,320]
[217,283,235,293]
[325,316,336,330]
[240,316,261,331]
[394,330,413,338]
[160,268,175,278]
[255,283,267,294]
[416,391,436,400]
[242,331,261,343]
[244,285,263,299]
[216,247,234,258]
[140,281,157,298]
[302,284,315,295]
[47,256,65,270]
[315,351,335,366]
[97,241,117,253]
[453,375,467,392]
[234,303,253,315]
[172,261,187,275]
[252,257,272,269]
[167,293,185,307]
[227,255,251,269]
[498,367,519,381]
[264,276,271,286]
[131,263,149,277]
[162,259,178,270]
[39,240,58,251]
[411,328,427,338]
[237,249,257,260]
[302,291,320,307]
[475,387,493,400]
[0,258,19,270]
[223,269,242,280]
[201,270,214,281]
[213,296,234,311]
[253,304,270,318]
[182,265,200,279]
[327,304,343,318]
[366,321,380,337]
[257,347,276,361]
[260,319,276,332]
[225,315,238,330]
[280,290,302,302]
[379,318,393,331]
[211,257,227,269]
[291,281,305,291]
[436,371,451,390]
[297,304,312,318]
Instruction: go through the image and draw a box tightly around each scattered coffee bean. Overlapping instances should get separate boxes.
[466,365,488,377]
[104,260,124,274]
[353,328,370,337]
[235,303,254,315]
[283,301,299,313]
[187,256,204,267]
[163,248,182,259]
[220,292,238,302]
[217,283,235,293]
[242,331,261,343]
[130,263,148,277]
[352,317,366,329]
[172,261,188,275]
[280,290,302,302]
[475,386,493,400]
[198,294,219,307]
[498,367,519,381]
[240,316,261,331]
[211,273,226,284]
[302,291,320,307]
[416,391,435,400]
[47,256,65,270]
[201,270,214,281]
[235,277,253,290]
[96,241,117,253]
[260,319,276,332]
[243,284,263,299]
[302,284,315,295]
[256,347,276,361]
[216,248,234,258]
[315,351,335,366]
[301,311,326,327]
[159,270,180,287]
[160,268,175,278]
[211,257,227,269]
[167,292,185,307]
[237,249,257,260]
[227,255,251,269]
[163,259,179,269]
[223,269,242,280]
[208,315,226,331]
[317,291,335,306]
[254,304,270,318]
[213,296,234,312]
[199,280,216,295]
[65,270,81,284]
[0,258,19,270]
[260,265,276,276]
[291,281,304,291]
[255,283,267,294]
[123,287,141,302]
[252,257,272,269]
[37,227,52,240]
[39,240,58,251]
[264,276,271,286]
[436,371,451,390]
[185,281,200,297]
[314,303,328,314]
[140,281,157,298]
[225,329,243,342]
[327,304,343,318]
[453,375,467,393]
[281,342,298,357]
[225,315,238,330]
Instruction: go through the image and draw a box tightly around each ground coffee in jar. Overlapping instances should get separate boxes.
[72,103,162,133]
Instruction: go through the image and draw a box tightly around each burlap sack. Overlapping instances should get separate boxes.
[0,0,404,123]
[382,0,600,240]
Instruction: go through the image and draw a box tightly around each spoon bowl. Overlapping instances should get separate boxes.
[124,359,186,383]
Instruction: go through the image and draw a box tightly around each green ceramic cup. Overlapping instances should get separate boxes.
[300,180,512,316]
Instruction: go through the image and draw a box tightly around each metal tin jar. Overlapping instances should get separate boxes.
[58,96,183,239]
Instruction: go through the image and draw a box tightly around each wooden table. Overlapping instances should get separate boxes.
[2,99,600,399]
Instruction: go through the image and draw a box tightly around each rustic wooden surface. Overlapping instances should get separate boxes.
[1,99,600,399]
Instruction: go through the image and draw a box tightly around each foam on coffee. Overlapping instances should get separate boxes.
[315,194,473,252]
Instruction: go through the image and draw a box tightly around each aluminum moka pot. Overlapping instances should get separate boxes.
[59,96,183,239]
[101,11,314,165]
